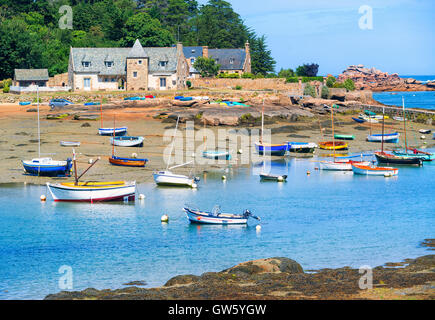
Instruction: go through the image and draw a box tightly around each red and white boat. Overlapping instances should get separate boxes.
[351,163,398,176]
[319,160,371,171]
[46,181,136,202]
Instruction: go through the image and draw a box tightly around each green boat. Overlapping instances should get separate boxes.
[334,134,355,140]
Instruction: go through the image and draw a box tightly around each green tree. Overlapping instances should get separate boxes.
[278,68,294,78]
[120,12,175,47]
[321,86,330,99]
[250,35,276,75]
[326,76,336,88]
[304,83,316,97]
[343,78,356,91]
[193,56,220,77]
[296,63,319,77]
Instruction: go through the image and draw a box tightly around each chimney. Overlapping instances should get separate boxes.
[245,41,250,55]
[202,46,208,58]
[176,42,183,53]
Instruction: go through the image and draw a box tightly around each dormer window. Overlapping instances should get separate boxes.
[158,61,168,67]
[105,61,113,68]
[82,61,91,68]
[229,58,234,64]
[138,60,142,65]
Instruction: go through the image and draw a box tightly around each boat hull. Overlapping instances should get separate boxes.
[60,141,81,147]
[352,164,398,176]
[392,150,434,161]
[319,160,371,171]
[22,158,72,177]
[334,134,355,140]
[46,181,136,202]
[367,133,400,143]
[109,156,148,167]
[374,152,423,165]
[183,208,248,225]
[260,174,287,181]
[318,141,348,150]
[98,127,127,136]
[110,136,144,147]
[255,143,287,156]
[287,142,317,153]
[352,117,365,124]
[153,171,195,187]
[202,151,231,160]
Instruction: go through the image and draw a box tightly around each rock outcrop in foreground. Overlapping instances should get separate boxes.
[45,255,434,300]
[338,65,435,91]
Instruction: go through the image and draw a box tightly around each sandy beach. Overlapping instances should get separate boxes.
[1,100,434,185]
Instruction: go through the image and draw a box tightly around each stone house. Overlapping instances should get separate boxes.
[183,41,251,78]
[13,69,49,87]
[68,39,188,91]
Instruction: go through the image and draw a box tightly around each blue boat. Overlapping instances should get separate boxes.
[124,97,145,101]
[19,102,31,106]
[367,132,400,143]
[22,158,72,176]
[84,102,101,106]
[98,127,128,136]
[255,143,288,156]
[174,96,184,100]
[180,97,193,101]
[392,149,434,161]
[202,150,231,160]
[352,117,366,123]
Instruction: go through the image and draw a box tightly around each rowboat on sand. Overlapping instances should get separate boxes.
[99,127,128,136]
[202,150,231,160]
[60,141,81,147]
[367,132,400,143]
[183,206,260,225]
[318,141,348,150]
[287,142,317,153]
[256,100,287,156]
[109,155,148,167]
[110,136,144,147]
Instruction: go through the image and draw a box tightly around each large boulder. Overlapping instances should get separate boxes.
[222,257,303,276]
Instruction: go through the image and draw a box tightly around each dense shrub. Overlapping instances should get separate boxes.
[241,73,255,79]
[218,72,240,79]
[321,86,330,99]
[343,78,356,91]
[304,83,316,97]
[278,68,294,78]
[186,80,192,88]
[234,85,242,90]
[285,76,323,83]
[3,86,10,93]
[333,82,345,88]
[326,76,336,88]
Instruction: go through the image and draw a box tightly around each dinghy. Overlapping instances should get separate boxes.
[202,150,231,160]
[19,102,31,106]
[183,206,260,225]
[60,141,81,147]
[367,132,400,143]
[46,181,136,202]
[419,129,431,134]
[110,136,144,147]
[318,141,348,150]
[109,156,148,167]
[334,134,355,140]
[23,158,73,176]
[259,173,287,181]
[319,160,371,171]
[352,117,366,124]
[287,142,317,153]
[351,163,398,176]
[99,127,127,136]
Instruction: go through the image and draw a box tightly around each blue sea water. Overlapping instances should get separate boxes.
[0,152,434,300]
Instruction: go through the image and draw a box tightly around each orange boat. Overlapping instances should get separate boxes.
[318,141,348,150]
[109,155,148,167]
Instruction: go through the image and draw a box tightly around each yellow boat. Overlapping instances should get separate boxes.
[318,141,348,150]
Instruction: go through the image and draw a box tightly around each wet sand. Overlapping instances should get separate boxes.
[0,103,434,185]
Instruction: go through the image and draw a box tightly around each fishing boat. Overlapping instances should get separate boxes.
[22,86,72,177]
[334,134,355,140]
[352,117,366,123]
[46,181,136,202]
[183,206,260,225]
[110,136,144,147]
[318,141,348,150]
[109,156,148,167]
[287,142,317,153]
[202,150,231,160]
[367,132,400,143]
[373,100,422,166]
[153,116,198,187]
[23,158,73,176]
[351,163,398,176]
[60,141,81,147]
[255,100,287,156]
[259,173,287,181]
[392,148,434,161]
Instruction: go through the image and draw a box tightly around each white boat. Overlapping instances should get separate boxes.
[60,141,81,147]
[183,206,260,225]
[358,114,379,123]
[153,171,197,187]
[110,136,144,147]
[98,127,128,136]
[351,163,398,176]
[319,160,371,171]
[46,181,136,202]
[393,116,406,121]
[367,132,400,143]
[202,150,231,160]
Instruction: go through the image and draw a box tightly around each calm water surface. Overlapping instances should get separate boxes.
[373,91,435,110]
[0,152,434,299]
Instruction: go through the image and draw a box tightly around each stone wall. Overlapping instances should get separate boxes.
[191,78,302,93]
[47,73,68,87]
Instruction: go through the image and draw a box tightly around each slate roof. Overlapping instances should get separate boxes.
[70,40,179,76]
[15,69,49,81]
[183,46,204,59]
[209,49,246,70]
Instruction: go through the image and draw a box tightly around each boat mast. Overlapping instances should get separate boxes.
[381,106,385,153]
[331,104,336,161]
[73,148,78,185]
[100,99,103,129]
[112,115,116,157]
[37,85,40,159]
[260,99,264,144]
[402,97,408,151]
[166,116,180,170]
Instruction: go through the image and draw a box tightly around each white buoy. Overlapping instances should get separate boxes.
[40,195,46,201]
[88,159,93,164]
[222,175,226,180]
[191,153,196,158]
[277,176,284,182]
[191,183,198,188]
[421,135,426,140]
[132,153,137,158]
[256,225,261,231]
[138,194,145,200]
[237,149,243,154]
[161,214,169,223]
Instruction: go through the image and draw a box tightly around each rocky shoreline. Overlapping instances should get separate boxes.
[45,252,435,300]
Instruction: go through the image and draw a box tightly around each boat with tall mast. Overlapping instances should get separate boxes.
[153,116,198,187]
[98,99,127,136]
[255,100,288,156]
[374,100,423,165]
[319,105,369,170]
[22,86,73,176]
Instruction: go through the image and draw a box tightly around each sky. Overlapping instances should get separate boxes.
[198,0,435,76]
